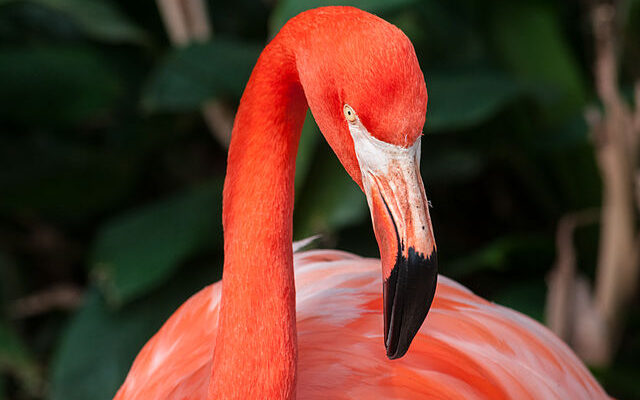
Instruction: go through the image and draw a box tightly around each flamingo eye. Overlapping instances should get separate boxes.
[343,104,357,123]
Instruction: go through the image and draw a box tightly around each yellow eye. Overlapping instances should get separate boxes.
[343,104,357,123]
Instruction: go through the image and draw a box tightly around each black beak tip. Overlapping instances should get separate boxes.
[384,247,438,360]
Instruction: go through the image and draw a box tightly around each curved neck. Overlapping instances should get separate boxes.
[209,39,307,399]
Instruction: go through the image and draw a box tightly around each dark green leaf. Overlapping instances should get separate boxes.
[90,181,223,306]
[269,0,417,35]
[294,144,367,238]
[295,111,320,192]
[0,0,147,43]
[593,364,640,399]
[425,71,522,132]
[143,40,261,112]
[446,234,550,278]
[51,262,216,400]
[0,138,138,221]
[535,113,590,151]
[421,148,485,183]
[0,252,21,307]
[490,2,587,118]
[50,289,154,400]
[493,280,547,323]
[0,45,122,125]
[0,322,41,396]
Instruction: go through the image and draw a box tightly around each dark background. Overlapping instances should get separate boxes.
[0,0,639,399]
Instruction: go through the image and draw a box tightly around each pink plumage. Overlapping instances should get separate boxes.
[115,250,607,399]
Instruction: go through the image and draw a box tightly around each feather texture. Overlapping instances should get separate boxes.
[115,250,607,400]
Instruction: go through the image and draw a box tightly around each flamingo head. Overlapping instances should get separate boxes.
[296,10,437,359]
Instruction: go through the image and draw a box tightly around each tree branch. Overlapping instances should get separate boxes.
[9,284,83,319]
[155,0,234,147]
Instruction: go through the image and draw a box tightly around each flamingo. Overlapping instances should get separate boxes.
[115,7,608,399]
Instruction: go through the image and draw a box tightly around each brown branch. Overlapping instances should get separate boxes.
[546,210,599,341]
[183,0,211,42]
[558,0,640,366]
[9,284,83,319]
[155,0,234,148]
[202,100,234,148]
[591,0,638,325]
[547,1,639,367]
[156,0,191,46]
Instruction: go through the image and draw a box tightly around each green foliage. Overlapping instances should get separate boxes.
[421,148,485,183]
[0,323,40,397]
[0,252,20,306]
[294,141,368,238]
[0,45,122,125]
[294,111,321,191]
[0,137,139,221]
[51,268,216,400]
[426,71,523,132]
[446,234,551,278]
[493,280,547,323]
[51,289,142,400]
[90,181,223,306]
[269,0,417,34]
[143,40,261,111]
[293,114,368,238]
[490,2,587,118]
[0,0,147,43]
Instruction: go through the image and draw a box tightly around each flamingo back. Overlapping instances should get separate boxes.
[114,250,607,400]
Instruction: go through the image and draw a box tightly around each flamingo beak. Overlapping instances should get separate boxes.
[366,163,437,360]
[348,122,437,360]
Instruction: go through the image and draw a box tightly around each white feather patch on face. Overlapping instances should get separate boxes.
[346,115,421,177]
[344,107,435,259]
[345,112,422,225]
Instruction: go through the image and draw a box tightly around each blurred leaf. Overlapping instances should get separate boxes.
[0,322,41,396]
[422,148,485,183]
[51,290,144,400]
[0,138,138,221]
[426,71,522,132]
[295,111,320,192]
[535,113,590,151]
[409,2,484,64]
[0,253,9,305]
[0,0,146,43]
[493,280,546,323]
[0,252,20,307]
[0,45,122,125]
[51,262,216,400]
[90,181,223,306]
[490,2,586,118]
[50,289,153,400]
[521,112,600,210]
[143,40,261,112]
[593,365,640,400]
[446,234,550,278]
[591,309,640,399]
[294,145,367,238]
[269,0,417,35]
[624,0,640,60]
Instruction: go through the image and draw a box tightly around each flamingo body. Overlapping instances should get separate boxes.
[115,250,606,399]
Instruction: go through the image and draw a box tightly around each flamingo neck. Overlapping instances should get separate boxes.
[209,39,307,399]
